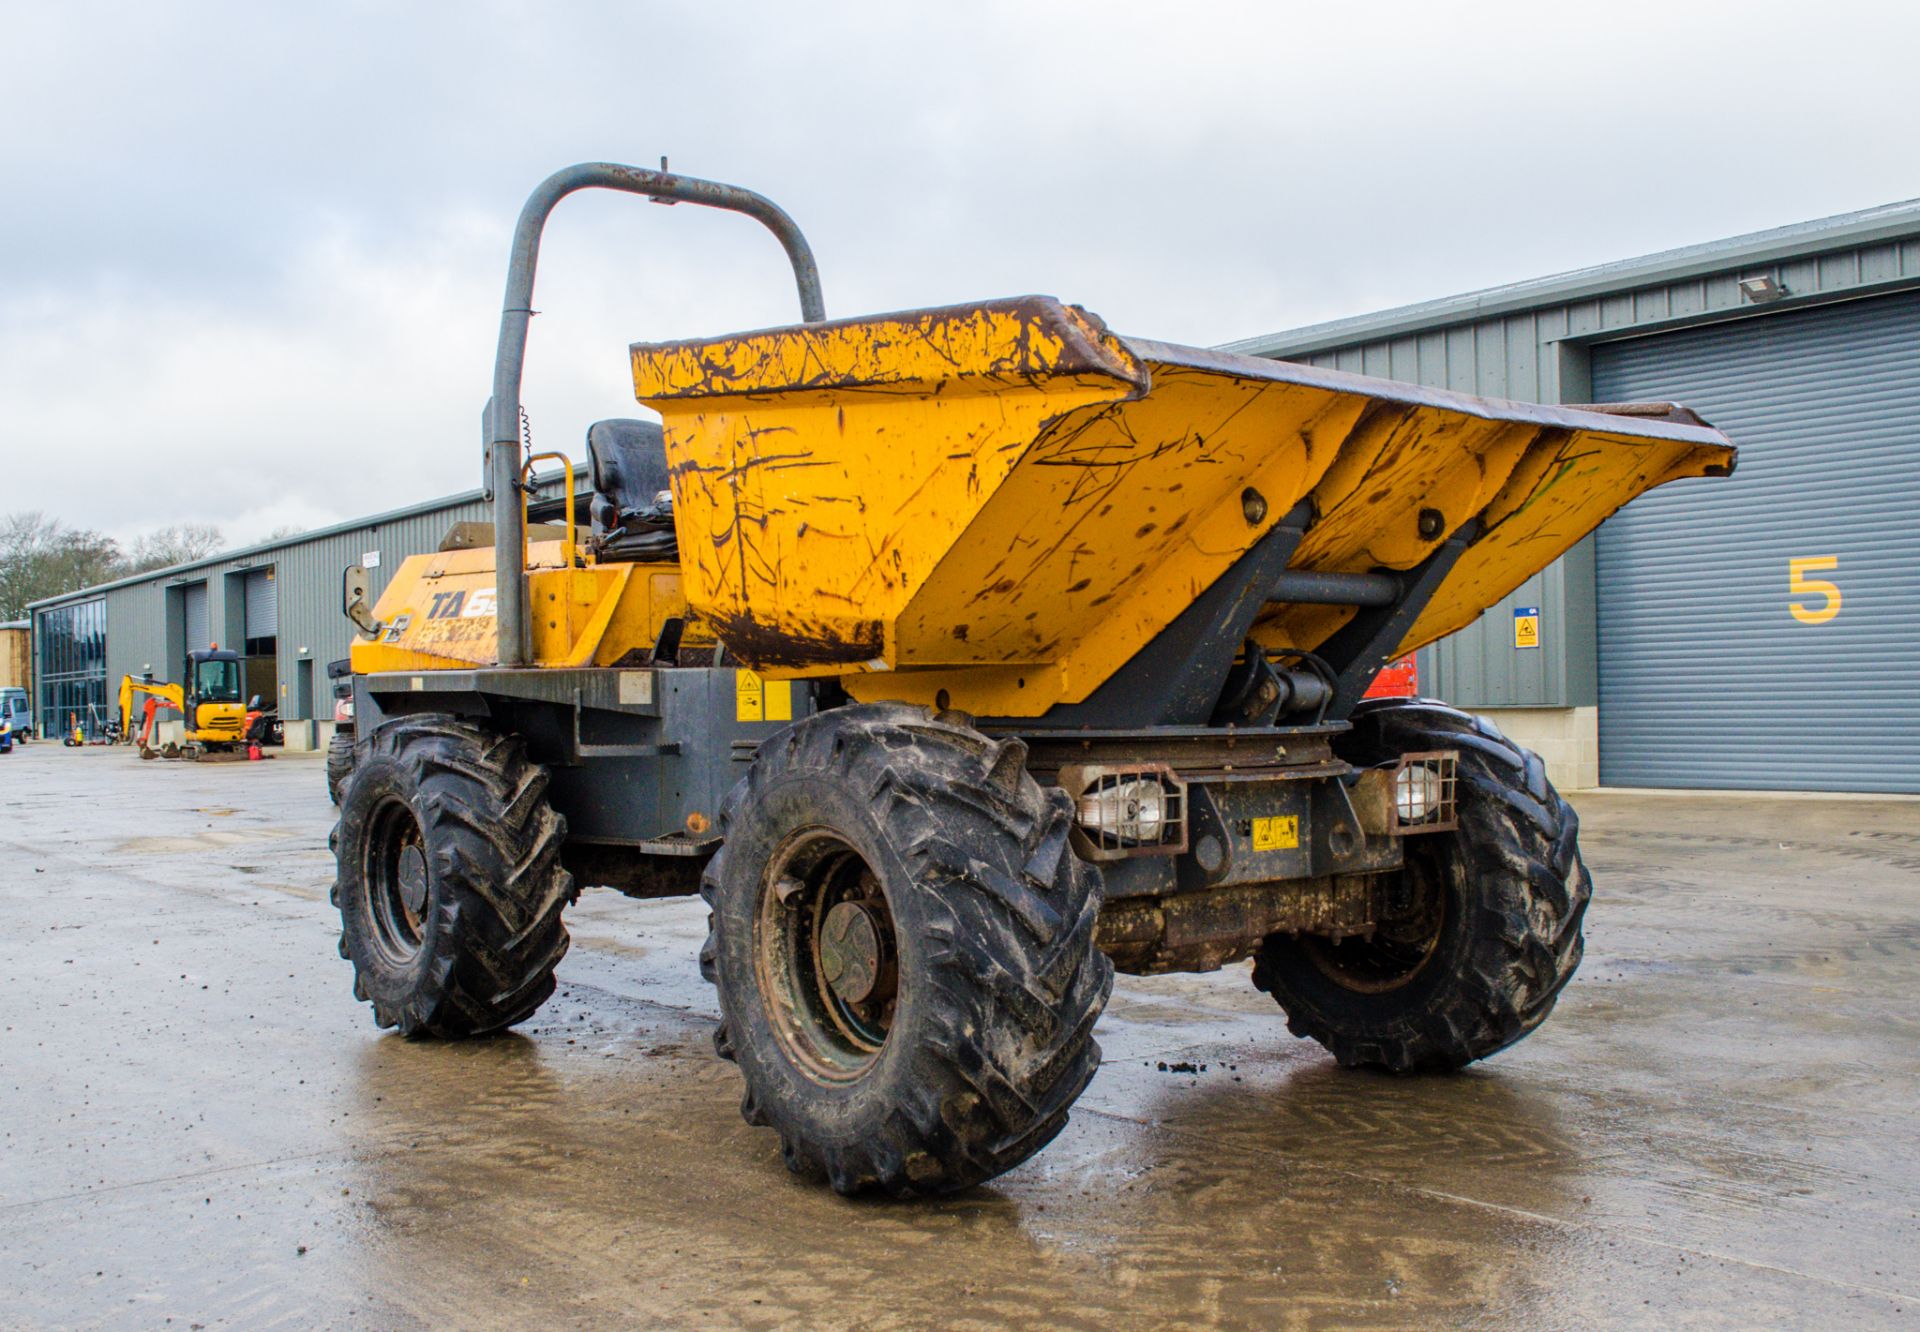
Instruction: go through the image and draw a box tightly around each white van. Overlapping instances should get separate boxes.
[0,687,32,741]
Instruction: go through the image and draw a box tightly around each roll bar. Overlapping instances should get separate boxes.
[486,161,826,666]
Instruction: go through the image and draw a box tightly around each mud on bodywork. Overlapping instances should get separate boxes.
[628,296,1734,721]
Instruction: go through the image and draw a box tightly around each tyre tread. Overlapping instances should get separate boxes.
[703,704,1111,1196]
[1254,698,1590,1072]
[333,715,573,1039]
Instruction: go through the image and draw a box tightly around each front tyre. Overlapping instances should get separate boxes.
[1253,700,1590,1072]
[703,705,1112,1196]
[331,716,573,1038]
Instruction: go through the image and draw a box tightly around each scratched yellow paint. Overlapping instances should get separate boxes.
[631,299,1148,675]
[357,296,1732,718]
[631,300,1144,402]
[1253,414,1537,653]
[879,366,1363,708]
[1390,426,1725,655]
[352,541,691,674]
[630,300,1729,714]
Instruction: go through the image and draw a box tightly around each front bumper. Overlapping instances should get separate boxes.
[1021,723,1457,975]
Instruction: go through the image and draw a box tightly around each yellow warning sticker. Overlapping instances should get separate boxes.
[1252,815,1299,851]
[1513,605,1541,650]
[735,669,793,722]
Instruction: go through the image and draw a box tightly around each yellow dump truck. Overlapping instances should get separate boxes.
[330,163,1735,1196]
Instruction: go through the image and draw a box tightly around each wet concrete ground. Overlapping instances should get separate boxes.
[2,743,1917,1329]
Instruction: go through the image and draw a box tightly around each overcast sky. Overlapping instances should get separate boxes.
[3,1,1914,547]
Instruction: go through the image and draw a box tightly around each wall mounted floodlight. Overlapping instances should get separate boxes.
[1738,275,1787,304]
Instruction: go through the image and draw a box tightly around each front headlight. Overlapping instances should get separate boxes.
[1387,752,1458,832]
[1394,763,1443,822]
[1077,777,1167,844]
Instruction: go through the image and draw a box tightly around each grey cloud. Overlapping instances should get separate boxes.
[2,0,1914,537]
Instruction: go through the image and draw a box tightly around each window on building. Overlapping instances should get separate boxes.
[35,599,108,739]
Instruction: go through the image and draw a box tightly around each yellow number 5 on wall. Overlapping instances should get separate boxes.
[1788,556,1842,624]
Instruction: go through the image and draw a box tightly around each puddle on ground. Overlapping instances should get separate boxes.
[114,828,299,855]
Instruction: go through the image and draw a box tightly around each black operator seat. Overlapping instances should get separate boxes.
[586,418,679,563]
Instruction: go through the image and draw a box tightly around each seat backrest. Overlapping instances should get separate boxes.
[585,418,679,563]
[587,418,670,514]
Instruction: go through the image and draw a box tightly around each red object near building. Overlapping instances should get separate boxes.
[139,696,163,748]
[1364,654,1419,699]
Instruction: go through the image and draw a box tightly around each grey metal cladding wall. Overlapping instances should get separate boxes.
[60,470,589,718]
[1299,323,1580,708]
[1282,231,1920,711]
[103,581,168,688]
[272,530,373,714]
[1304,313,1561,401]
[1418,567,1567,706]
[39,479,547,722]
[70,494,489,718]
[1592,289,1920,792]
[1266,230,1920,370]
[269,497,489,717]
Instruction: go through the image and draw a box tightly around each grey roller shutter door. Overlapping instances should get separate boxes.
[182,582,210,654]
[244,568,277,639]
[1591,289,1920,793]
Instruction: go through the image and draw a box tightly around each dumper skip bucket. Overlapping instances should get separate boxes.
[632,297,1733,717]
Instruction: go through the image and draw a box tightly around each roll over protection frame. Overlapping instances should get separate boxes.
[485,162,826,667]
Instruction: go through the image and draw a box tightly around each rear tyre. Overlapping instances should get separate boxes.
[703,704,1111,1196]
[1253,699,1589,1072]
[325,726,356,805]
[331,715,573,1038]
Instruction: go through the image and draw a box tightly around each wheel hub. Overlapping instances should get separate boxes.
[819,900,883,1004]
[397,846,429,918]
[1306,852,1448,993]
[363,798,429,964]
[755,829,901,1083]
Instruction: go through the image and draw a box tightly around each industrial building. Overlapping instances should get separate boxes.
[27,476,571,750]
[1231,198,1920,794]
[29,199,1920,790]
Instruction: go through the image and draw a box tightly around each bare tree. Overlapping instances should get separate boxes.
[123,523,226,574]
[0,512,124,620]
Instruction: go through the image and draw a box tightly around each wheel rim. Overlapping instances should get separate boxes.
[755,828,900,1084]
[364,797,430,965]
[1303,851,1448,994]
